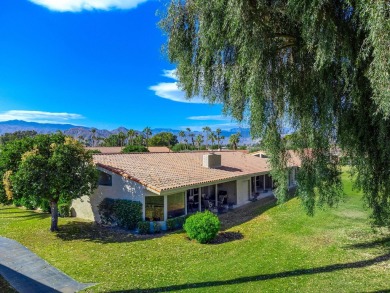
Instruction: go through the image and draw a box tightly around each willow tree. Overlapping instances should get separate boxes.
[161,1,390,226]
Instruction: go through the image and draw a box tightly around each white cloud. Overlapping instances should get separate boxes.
[162,69,178,80]
[28,0,148,12]
[187,115,230,121]
[149,82,208,104]
[0,110,84,124]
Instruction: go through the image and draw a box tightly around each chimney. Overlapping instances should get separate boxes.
[203,153,221,168]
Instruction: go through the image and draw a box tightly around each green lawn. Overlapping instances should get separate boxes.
[0,171,389,292]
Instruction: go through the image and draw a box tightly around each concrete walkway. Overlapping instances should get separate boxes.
[0,237,95,293]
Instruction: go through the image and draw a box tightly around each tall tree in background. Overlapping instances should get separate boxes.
[196,134,204,150]
[162,1,390,226]
[118,132,126,147]
[215,128,223,150]
[143,127,152,147]
[1,134,98,231]
[229,133,240,150]
[178,130,185,144]
[90,128,97,147]
[127,129,136,146]
[202,126,211,149]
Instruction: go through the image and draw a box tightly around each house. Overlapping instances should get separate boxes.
[71,151,300,229]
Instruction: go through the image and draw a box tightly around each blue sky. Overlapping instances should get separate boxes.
[0,0,244,131]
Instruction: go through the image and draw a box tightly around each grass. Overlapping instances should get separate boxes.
[0,171,389,292]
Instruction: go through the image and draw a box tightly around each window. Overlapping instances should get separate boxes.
[145,196,164,221]
[99,171,112,186]
[168,193,185,218]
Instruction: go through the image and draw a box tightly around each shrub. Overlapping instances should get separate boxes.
[122,145,149,153]
[175,215,186,229]
[113,200,143,230]
[166,218,176,231]
[97,198,116,225]
[153,222,161,234]
[137,221,150,234]
[58,201,71,217]
[183,211,220,243]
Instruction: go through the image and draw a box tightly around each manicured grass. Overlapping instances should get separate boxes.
[0,171,389,292]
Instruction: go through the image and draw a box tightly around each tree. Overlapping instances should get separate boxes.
[229,133,240,150]
[127,129,136,146]
[143,127,152,147]
[196,134,204,150]
[90,128,97,147]
[215,128,223,150]
[118,131,126,147]
[1,134,98,231]
[208,132,216,150]
[202,126,211,149]
[0,131,37,145]
[149,132,178,147]
[161,1,390,226]
[178,130,185,144]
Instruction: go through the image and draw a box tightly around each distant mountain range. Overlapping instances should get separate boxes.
[0,120,258,145]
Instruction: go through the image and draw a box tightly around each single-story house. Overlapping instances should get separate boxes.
[71,151,299,229]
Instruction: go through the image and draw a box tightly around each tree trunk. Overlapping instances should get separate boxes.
[50,200,59,232]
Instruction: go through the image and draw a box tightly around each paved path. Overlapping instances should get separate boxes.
[0,237,95,293]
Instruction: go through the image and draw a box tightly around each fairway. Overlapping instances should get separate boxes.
[0,171,389,292]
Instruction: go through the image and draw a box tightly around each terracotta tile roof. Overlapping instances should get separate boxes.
[147,146,170,152]
[93,152,272,194]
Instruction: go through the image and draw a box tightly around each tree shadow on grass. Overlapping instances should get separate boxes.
[109,253,390,293]
[208,231,244,245]
[55,221,173,244]
[344,236,390,251]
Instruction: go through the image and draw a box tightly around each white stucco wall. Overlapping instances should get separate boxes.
[71,168,154,222]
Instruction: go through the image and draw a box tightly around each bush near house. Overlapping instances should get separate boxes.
[137,221,150,234]
[98,198,142,230]
[183,211,220,243]
[166,215,187,231]
[121,145,149,153]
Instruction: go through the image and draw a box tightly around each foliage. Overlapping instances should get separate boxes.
[183,211,220,243]
[152,221,161,234]
[102,134,122,147]
[170,143,196,152]
[228,133,241,150]
[0,130,37,145]
[113,200,143,230]
[97,198,116,225]
[0,133,98,231]
[166,215,187,231]
[121,145,149,153]
[98,198,143,230]
[1,171,390,292]
[58,202,71,217]
[87,149,102,154]
[149,132,178,147]
[137,221,150,234]
[161,0,390,227]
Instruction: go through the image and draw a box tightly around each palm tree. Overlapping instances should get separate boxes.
[91,128,97,147]
[178,130,185,144]
[127,129,136,146]
[216,128,222,149]
[202,126,211,149]
[143,127,152,147]
[209,132,216,150]
[78,135,85,145]
[118,132,126,147]
[186,127,195,147]
[229,133,241,150]
[196,134,203,150]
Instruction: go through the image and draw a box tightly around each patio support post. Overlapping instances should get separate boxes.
[263,174,266,191]
[184,191,187,215]
[249,178,252,200]
[215,184,218,207]
[164,195,168,221]
[198,188,201,211]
